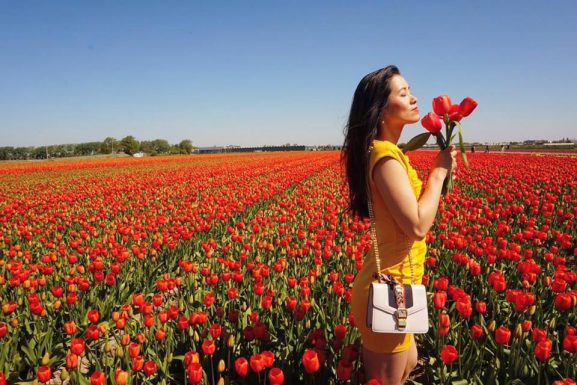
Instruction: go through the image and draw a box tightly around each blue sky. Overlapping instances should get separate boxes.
[1,1,576,147]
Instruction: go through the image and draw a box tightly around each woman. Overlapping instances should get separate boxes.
[342,65,456,384]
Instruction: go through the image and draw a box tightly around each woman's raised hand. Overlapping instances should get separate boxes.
[431,145,457,180]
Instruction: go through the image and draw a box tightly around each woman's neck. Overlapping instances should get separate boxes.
[376,124,403,144]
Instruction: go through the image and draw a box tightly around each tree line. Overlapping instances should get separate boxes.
[0,136,194,160]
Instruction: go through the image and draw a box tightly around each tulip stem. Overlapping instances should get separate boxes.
[435,133,447,150]
[457,323,462,377]
[210,357,215,385]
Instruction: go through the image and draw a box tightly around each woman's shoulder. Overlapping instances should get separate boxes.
[369,140,404,165]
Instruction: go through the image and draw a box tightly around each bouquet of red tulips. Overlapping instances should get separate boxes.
[404,95,478,193]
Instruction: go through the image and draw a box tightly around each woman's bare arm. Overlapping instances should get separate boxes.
[372,148,455,240]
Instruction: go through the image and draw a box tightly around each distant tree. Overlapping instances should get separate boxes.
[140,139,170,155]
[120,136,140,155]
[101,137,119,154]
[139,140,154,154]
[151,139,170,154]
[179,139,193,154]
[0,147,14,160]
[32,147,47,158]
[75,142,101,156]
[12,147,32,160]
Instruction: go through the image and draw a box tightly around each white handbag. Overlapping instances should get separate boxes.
[365,194,429,334]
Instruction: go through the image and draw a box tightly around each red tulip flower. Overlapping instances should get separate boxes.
[286,296,297,311]
[334,324,347,340]
[261,350,275,368]
[421,112,442,134]
[535,339,553,362]
[177,316,189,331]
[532,328,548,343]
[336,359,353,381]
[563,335,577,353]
[433,291,447,309]
[86,325,100,340]
[87,309,99,323]
[448,104,463,122]
[155,327,166,341]
[432,95,452,116]
[202,340,216,356]
[495,326,511,345]
[235,357,249,376]
[438,313,450,328]
[250,353,265,373]
[132,293,145,307]
[66,353,78,369]
[456,300,473,318]
[433,277,449,291]
[184,351,200,366]
[143,361,157,377]
[268,367,285,385]
[0,323,7,338]
[37,366,52,383]
[440,344,458,365]
[70,338,86,355]
[522,320,533,332]
[555,293,573,311]
[90,371,105,385]
[302,349,320,374]
[459,96,478,117]
[50,286,64,298]
[470,324,483,340]
[128,343,140,359]
[186,363,203,384]
[475,301,487,314]
[209,323,222,339]
[131,356,144,372]
[0,372,6,385]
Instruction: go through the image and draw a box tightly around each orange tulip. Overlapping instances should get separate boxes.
[115,369,128,385]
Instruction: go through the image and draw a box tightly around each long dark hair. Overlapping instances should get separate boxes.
[341,65,400,219]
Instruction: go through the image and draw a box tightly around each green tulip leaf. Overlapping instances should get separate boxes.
[402,133,431,153]
[20,344,36,365]
[78,374,91,385]
[455,121,469,167]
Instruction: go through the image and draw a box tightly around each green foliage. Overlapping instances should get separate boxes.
[119,135,140,155]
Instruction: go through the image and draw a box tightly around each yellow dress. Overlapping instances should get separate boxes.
[351,139,427,353]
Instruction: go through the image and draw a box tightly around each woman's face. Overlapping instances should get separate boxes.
[381,75,419,126]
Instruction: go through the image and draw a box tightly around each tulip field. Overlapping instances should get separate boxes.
[1,150,576,385]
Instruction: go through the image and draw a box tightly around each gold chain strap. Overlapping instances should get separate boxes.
[367,198,416,285]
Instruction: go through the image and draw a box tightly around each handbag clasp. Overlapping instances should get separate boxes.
[395,307,408,328]
[393,285,407,329]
